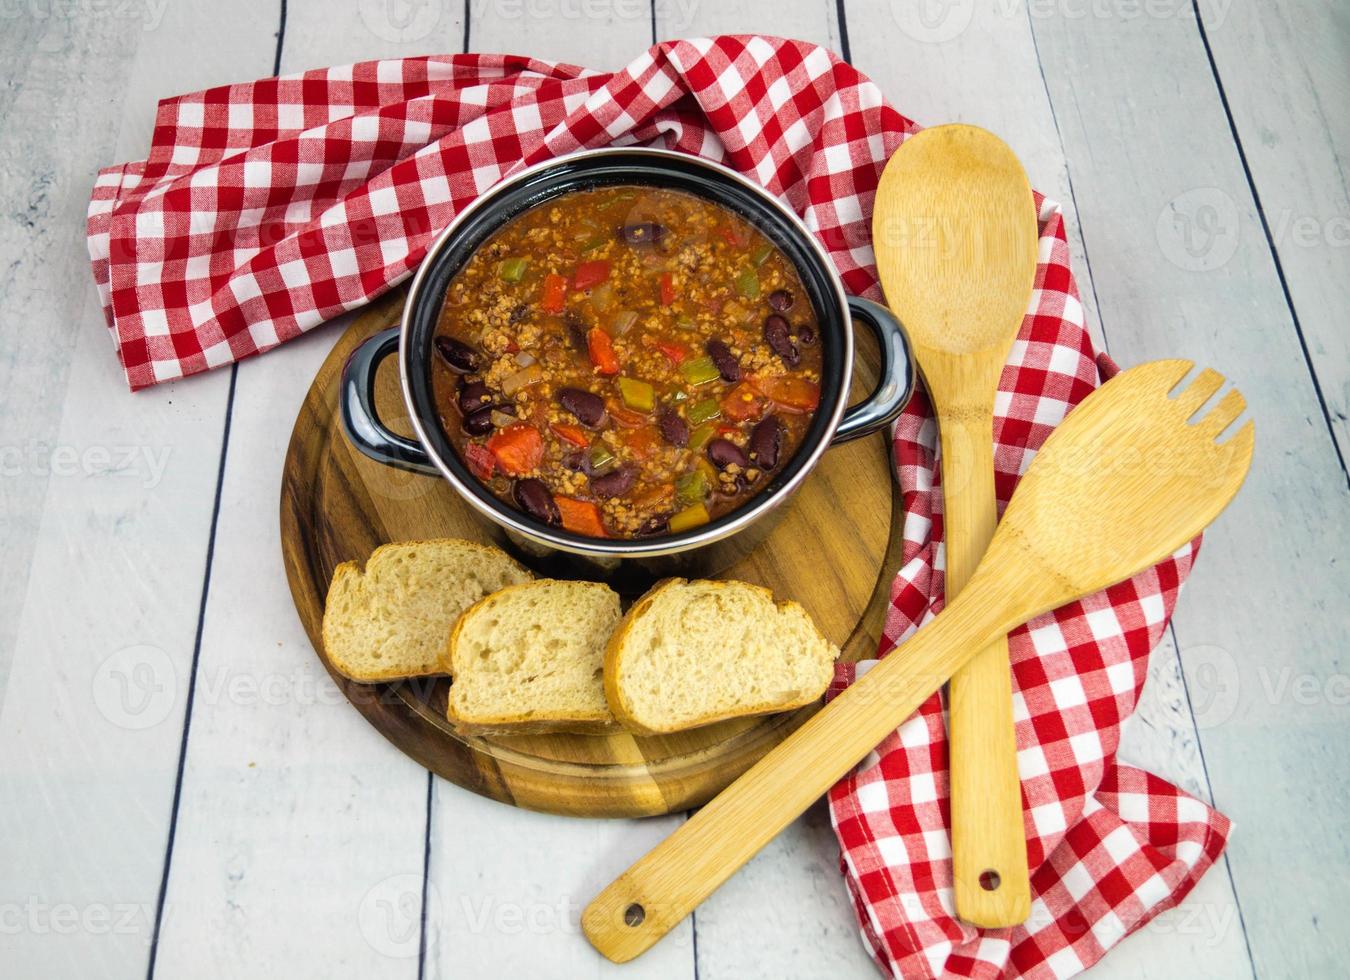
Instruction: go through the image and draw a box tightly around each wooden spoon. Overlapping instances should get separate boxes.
[871,124,1040,925]
[583,359,1253,962]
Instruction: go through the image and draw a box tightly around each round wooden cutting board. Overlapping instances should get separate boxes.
[281,289,905,818]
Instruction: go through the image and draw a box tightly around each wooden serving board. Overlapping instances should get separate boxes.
[280,289,905,817]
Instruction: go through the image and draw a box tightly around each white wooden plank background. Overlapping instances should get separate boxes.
[1,1,1346,977]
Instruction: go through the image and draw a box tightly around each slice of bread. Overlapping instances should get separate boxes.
[605,578,838,735]
[322,539,532,683]
[446,580,622,735]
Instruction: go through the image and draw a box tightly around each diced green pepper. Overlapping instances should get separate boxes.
[499,257,528,282]
[688,424,716,451]
[687,397,721,425]
[581,235,608,252]
[680,356,721,387]
[589,444,616,470]
[735,267,760,299]
[675,470,708,506]
[676,315,697,330]
[751,243,773,266]
[617,377,655,413]
[669,502,711,532]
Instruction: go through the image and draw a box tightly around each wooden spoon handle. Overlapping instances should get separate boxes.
[940,410,1031,926]
[582,592,1010,963]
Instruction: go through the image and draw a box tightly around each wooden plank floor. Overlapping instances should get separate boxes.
[1,2,1345,977]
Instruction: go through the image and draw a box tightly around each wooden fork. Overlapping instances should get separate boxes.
[582,359,1254,963]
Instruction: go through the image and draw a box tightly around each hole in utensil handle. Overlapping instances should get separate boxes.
[979,869,1002,892]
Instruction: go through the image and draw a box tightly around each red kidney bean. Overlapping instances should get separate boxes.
[797,323,816,346]
[767,289,794,312]
[749,415,784,470]
[590,466,636,499]
[458,380,492,415]
[558,387,607,427]
[764,314,799,366]
[619,222,666,246]
[705,339,741,382]
[463,407,496,436]
[513,478,560,525]
[707,438,749,471]
[435,336,478,373]
[657,407,689,447]
[562,450,591,474]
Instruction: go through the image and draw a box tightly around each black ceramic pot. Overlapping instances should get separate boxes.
[341,147,914,584]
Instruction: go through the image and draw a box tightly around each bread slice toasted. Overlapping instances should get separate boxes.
[322,539,532,683]
[605,578,838,735]
[446,580,622,735]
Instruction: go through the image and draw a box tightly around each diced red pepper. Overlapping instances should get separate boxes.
[587,327,621,376]
[656,340,689,365]
[550,423,590,448]
[605,397,647,429]
[573,260,611,291]
[717,224,748,247]
[752,375,821,414]
[463,442,496,481]
[486,423,544,476]
[554,496,607,537]
[541,273,567,314]
[660,271,676,306]
[622,428,662,459]
[720,382,767,422]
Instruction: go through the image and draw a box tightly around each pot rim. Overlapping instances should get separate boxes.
[398,146,855,558]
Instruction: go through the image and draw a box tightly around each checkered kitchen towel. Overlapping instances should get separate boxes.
[86,36,1229,978]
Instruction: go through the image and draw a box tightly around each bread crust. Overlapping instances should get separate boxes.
[604,577,835,735]
[322,538,532,684]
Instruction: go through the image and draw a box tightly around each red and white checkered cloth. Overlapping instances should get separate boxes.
[86,36,1229,978]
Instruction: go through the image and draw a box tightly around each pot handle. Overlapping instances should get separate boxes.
[340,327,439,475]
[832,297,914,444]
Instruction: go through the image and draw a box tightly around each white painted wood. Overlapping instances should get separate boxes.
[1028,7,1350,977]
[0,3,277,978]
[468,0,651,70]
[0,7,160,700]
[424,782,695,979]
[151,4,469,978]
[654,0,844,53]
[1198,0,1350,462]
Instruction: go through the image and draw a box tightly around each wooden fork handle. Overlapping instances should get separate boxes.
[941,409,1032,927]
[582,593,1011,963]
